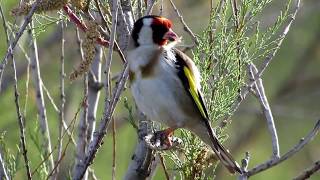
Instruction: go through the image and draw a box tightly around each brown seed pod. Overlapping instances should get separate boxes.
[70,21,100,81]
[11,0,69,16]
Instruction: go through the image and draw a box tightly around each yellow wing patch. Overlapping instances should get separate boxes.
[183,67,207,119]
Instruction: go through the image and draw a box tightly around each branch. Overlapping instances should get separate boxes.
[73,25,90,180]
[168,0,199,45]
[73,64,129,180]
[248,63,280,158]
[72,0,131,178]
[258,0,301,75]
[124,114,156,180]
[245,119,320,177]
[86,46,103,144]
[0,150,9,180]
[0,0,42,82]
[54,17,66,180]
[62,5,109,47]
[237,152,250,180]
[29,21,54,172]
[12,47,32,180]
[0,3,9,93]
[293,160,320,180]
[144,0,156,15]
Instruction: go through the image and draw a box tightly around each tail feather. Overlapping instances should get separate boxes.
[187,120,242,174]
[210,134,242,174]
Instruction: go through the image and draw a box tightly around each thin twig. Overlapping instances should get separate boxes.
[94,0,126,63]
[124,114,155,180]
[237,152,250,180]
[12,48,32,180]
[29,20,54,172]
[112,118,116,180]
[249,63,280,158]
[86,45,103,145]
[54,16,66,180]
[144,0,156,15]
[258,0,301,76]
[0,150,9,180]
[45,99,83,180]
[71,0,130,179]
[34,97,85,177]
[168,0,199,45]
[293,160,320,180]
[62,5,109,47]
[0,0,42,81]
[41,81,60,113]
[73,26,89,180]
[113,0,131,50]
[74,64,129,180]
[159,154,170,180]
[0,3,10,93]
[2,5,31,177]
[245,120,320,177]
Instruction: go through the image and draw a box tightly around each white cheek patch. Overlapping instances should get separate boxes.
[138,26,154,45]
[143,18,153,26]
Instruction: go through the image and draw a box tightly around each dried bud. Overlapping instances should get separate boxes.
[70,21,100,81]
[11,0,68,16]
[70,0,86,10]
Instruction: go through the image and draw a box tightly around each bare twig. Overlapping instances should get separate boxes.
[0,0,42,81]
[86,45,103,144]
[2,4,31,178]
[159,154,170,180]
[74,63,129,180]
[54,17,66,180]
[71,0,132,179]
[0,3,10,93]
[94,0,126,63]
[33,99,82,177]
[293,160,320,180]
[258,0,301,76]
[237,152,250,180]
[0,150,9,180]
[112,118,116,180]
[249,63,280,158]
[41,81,60,113]
[144,0,156,15]
[113,0,131,51]
[12,49,32,180]
[73,26,89,180]
[45,99,82,180]
[62,5,109,47]
[168,0,199,45]
[245,120,320,177]
[29,21,54,172]
[124,115,155,180]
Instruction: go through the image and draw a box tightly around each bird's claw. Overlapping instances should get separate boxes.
[144,130,183,150]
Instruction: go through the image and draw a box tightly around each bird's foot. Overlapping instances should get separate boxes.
[144,128,183,150]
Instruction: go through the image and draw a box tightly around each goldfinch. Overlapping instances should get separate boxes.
[127,15,242,174]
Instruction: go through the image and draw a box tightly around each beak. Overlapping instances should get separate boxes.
[163,29,179,42]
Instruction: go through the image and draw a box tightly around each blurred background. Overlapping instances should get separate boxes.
[0,0,319,179]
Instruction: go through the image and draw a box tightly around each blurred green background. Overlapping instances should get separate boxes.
[0,0,319,179]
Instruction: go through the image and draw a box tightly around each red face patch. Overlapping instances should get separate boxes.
[151,17,173,46]
[152,17,172,29]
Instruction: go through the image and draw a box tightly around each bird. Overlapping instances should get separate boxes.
[126,15,242,174]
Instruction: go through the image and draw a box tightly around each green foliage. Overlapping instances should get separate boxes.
[28,121,49,179]
[123,97,138,131]
[0,132,21,179]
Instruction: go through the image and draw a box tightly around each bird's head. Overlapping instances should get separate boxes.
[131,15,179,47]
